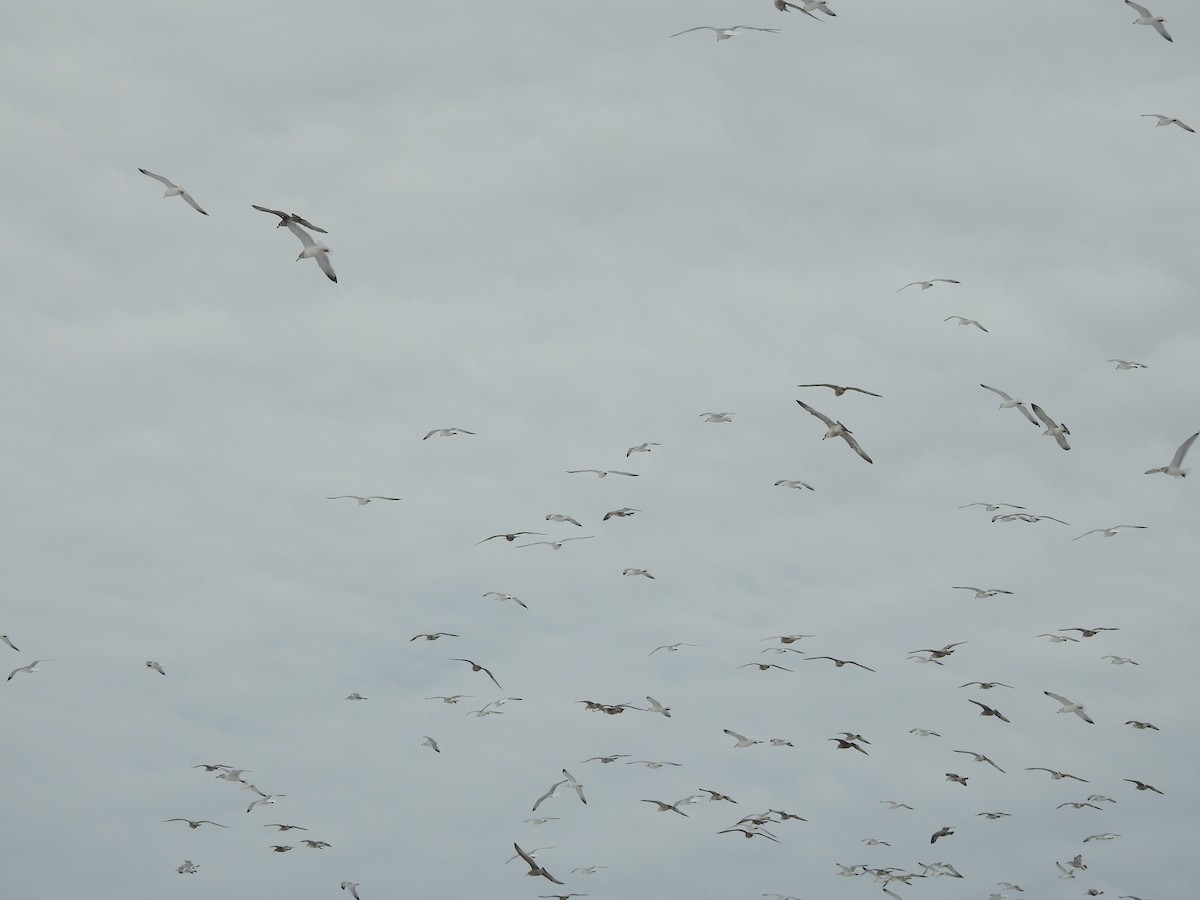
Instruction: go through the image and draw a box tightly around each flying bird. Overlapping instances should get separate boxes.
[898,278,959,292]
[960,502,1025,512]
[723,728,763,748]
[1073,525,1147,540]
[960,681,1013,690]
[284,219,336,282]
[1144,431,1198,477]
[410,632,458,641]
[954,750,1005,772]
[670,25,781,40]
[794,400,873,463]
[979,385,1040,425]
[1124,779,1164,794]
[483,592,528,608]
[478,532,546,544]
[162,818,228,829]
[1026,767,1088,782]
[626,442,661,456]
[1044,691,1095,724]
[566,469,637,478]
[138,168,208,215]
[341,881,361,899]
[326,495,401,505]
[969,699,1011,723]
[603,507,639,521]
[452,659,502,689]
[649,642,696,655]
[953,586,1012,598]
[807,656,876,671]
[423,427,475,439]
[545,514,582,526]
[1108,358,1148,369]
[797,383,881,397]
[1141,114,1194,132]
[516,537,595,550]
[176,860,199,874]
[513,842,566,884]
[1125,1,1172,41]
[1031,404,1071,450]
[944,316,988,332]
[145,660,166,675]
[699,412,736,422]
[251,205,327,232]
[641,799,689,816]
[775,480,815,490]
[421,736,441,753]
[930,826,955,844]
[7,659,54,681]
[0,634,18,652]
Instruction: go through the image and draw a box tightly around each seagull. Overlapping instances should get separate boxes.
[1027,767,1089,782]
[269,845,293,853]
[1083,833,1120,842]
[1145,431,1198,476]
[341,881,361,899]
[670,25,781,39]
[740,662,793,672]
[797,383,882,397]
[862,838,891,846]
[718,826,780,842]
[626,442,661,457]
[699,412,735,422]
[960,502,1026,511]
[1125,720,1159,730]
[960,681,1014,690]
[410,632,459,641]
[251,205,327,233]
[145,660,166,675]
[531,779,567,812]
[945,773,968,786]
[138,169,208,215]
[775,0,837,17]
[979,385,1040,425]
[162,818,228,829]
[775,479,815,490]
[969,700,1011,723]
[649,642,695,655]
[566,469,637,478]
[930,826,955,844]
[764,634,815,644]
[898,278,959,292]
[478,532,546,544]
[795,400,873,463]
[1108,358,1149,369]
[996,512,1070,525]
[1141,113,1194,132]
[265,824,307,831]
[1031,404,1070,450]
[1126,1,1172,41]
[626,760,682,768]
[302,840,332,849]
[769,738,794,748]
[246,787,287,813]
[881,800,914,810]
[176,860,199,874]
[1102,655,1140,665]
[570,866,608,875]
[953,586,1012,598]
[1073,525,1147,540]
[1044,691,1095,724]
[561,769,587,804]
[345,693,367,701]
[525,817,561,825]
[829,738,869,755]
[452,659,502,689]
[426,695,471,704]
[1039,633,1080,643]
[516,536,595,550]
[1060,626,1119,637]
[1055,861,1076,880]
[909,729,940,737]
[1057,802,1103,810]
[580,755,629,764]
[215,768,252,782]
[944,315,988,332]
[699,788,737,802]
[724,728,763,748]
[7,659,54,681]
[641,799,689,816]
[642,696,671,717]
[284,219,336,282]
[514,843,565,883]
[978,811,1012,819]
[192,763,234,772]
[423,427,475,439]
[1123,779,1164,794]
[483,592,528,609]
[0,634,18,652]
[326,495,401,505]
[807,656,875,671]
[603,507,639,521]
[955,750,1005,772]
[421,736,441,753]
[545,514,582,526]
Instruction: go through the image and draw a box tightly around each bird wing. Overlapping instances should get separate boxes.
[839,431,873,464]
[312,249,337,283]
[179,191,208,215]
[795,399,835,427]
[1170,432,1199,468]
[668,26,714,37]
[139,168,177,188]
[284,219,317,250]
[979,384,1014,401]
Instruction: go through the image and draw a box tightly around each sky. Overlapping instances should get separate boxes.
[2,1,1198,898]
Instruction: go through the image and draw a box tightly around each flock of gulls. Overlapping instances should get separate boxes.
[10,2,1195,900]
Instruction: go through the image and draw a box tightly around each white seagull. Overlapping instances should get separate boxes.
[145,660,166,675]
[1141,114,1194,132]
[1031,404,1071,450]
[139,169,208,215]
[622,568,655,579]
[775,0,836,18]
[699,412,735,422]
[421,736,441,753]
[723,728,763,748]
[953,586,1012,598]
[795,400,872,463]
[797,383,882,397]
[944,315,988,332]
[341,882,361,899]
[1125,1,1172,41]
[545,514,582,526]
[483,592,528,609]
[423,427,475,439]
[285,220,336,282]
[898,278,959,292]
[1044,691,1095,724]
[566,469,637,478]
[670,25,780,40]
[326,495,401,505]
[774,479,815,490]
[626,442,661,457]
[251,205,326,232]
[7,659,54,681]
[1144,431,1198,477]
[1073,525,1147,540]
[516,536,595,550]
[1108,358,1148,369]
[979,385,1040,425]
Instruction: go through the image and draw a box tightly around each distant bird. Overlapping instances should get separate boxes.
[560,769,587,804]
[863,839,891,847]
[764,634,815,644]
[269,845,293,853]
[829,738,869,755]
[643,696,671,717]
[969,699,1011,723]
[483,592,528,609]
[979,385,1039,425]
[7,659,54,681]
[649,642,695,655]
[626,442,661,457]
[326,495,400,505]
[944,315,988,332]
[641,799,689,816]
[477,532,545,545]
[1059,626,1118,638]
[452,659,502,688]
[265,823,307,831]
[192,763,234,772]
[945,773,968,786]
[930,826,955,844]
[1123,779,1164,794]
[1031,404,1070,450]
[426,695,472,704]
[176,860,199,874]
[995,512,1070,525]
[953,586,1012,598]
[741,662,792,672]
[978,811,1012,819]
[246,787,287,813]
[421,736,441,753]
[302,840,332,849]
[251,205,326,232]
[775,0,837,17]
[724,728,763,748]
[345,693,367,701]
[0,634,18,652]
[1057,802,1102,810]
[881,800,914,810]
[1125,720,1159,730]
[769,738,794,748]
[1102,655,1140,665]
[1125,1,1172,41]
[775,479,815,490]
[807,656,875,671]
[525,817,561,825]
[670,25,780,39]
[603,507,639,521]
[1107,358,1149,369]
[410,632,458,641]
[1055,861,1076,880]
[1044,691,1095,724]
[960,681,1013,690]
[1039,633,1080,643]
[423,427,475,439]
[955,750,1005,772]
[145,661,166,675]
[341,881,361,899]
[531,779,567,812]
[699,412,736,422]
[516,537,595,550]
[1083,833,1120,843]
[581,755,629,764]
[139,168,208,215]
[284,220,336,282]
[626,760,681,769]
[1027,767,1089,782]
[898,278,959,292]
[566,469,637,478]
[1144,431,1198,477]
[1142,113,1194,132]
[570,866,608,875]
[797,383,881,397]
[960,502,1026,512]
[700,788,737,803]
[1073,525,1147,540]
[909,729,940,737]
[794,400,873,463]
[545,514,582,526]
[163,818,228,829]
[718,826,780,842]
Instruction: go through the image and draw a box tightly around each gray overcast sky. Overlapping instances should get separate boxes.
[3,1,1197,898]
